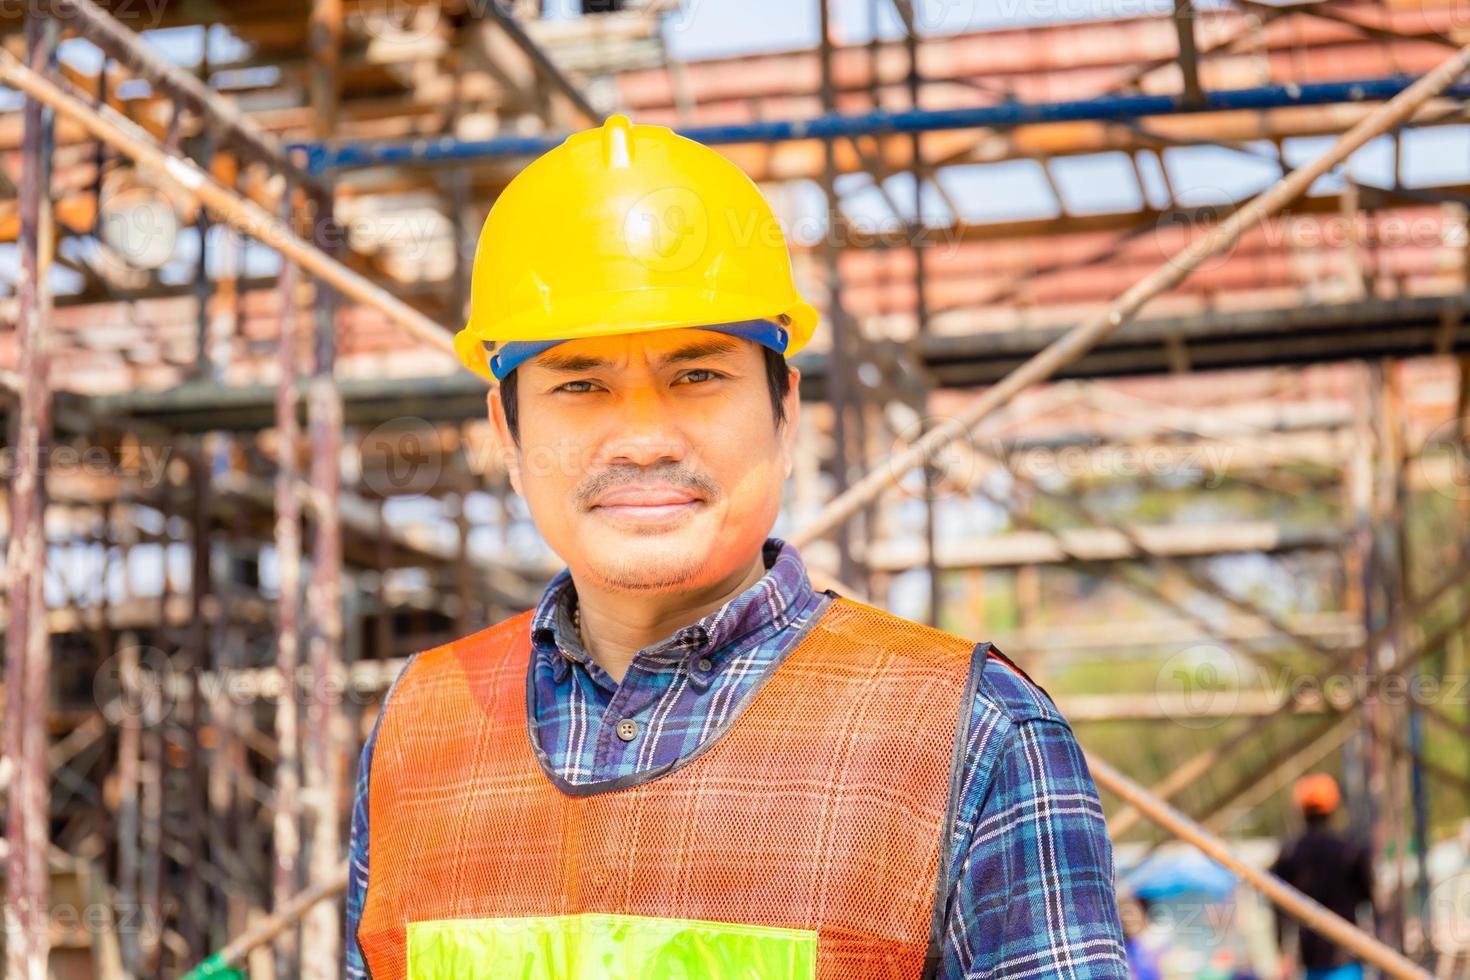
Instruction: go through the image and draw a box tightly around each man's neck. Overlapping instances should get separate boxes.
[572,549,769,684]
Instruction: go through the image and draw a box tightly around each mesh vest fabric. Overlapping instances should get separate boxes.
[358,595,984,980]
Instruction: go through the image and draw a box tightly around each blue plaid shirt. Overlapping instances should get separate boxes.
[345,536,1127,978]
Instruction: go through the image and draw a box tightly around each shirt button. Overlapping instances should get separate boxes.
[615,718,639,742]
[696,658,713,672]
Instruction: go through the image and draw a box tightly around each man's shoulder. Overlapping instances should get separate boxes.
[975,645,1067,729]
[379,607,539,707]
[823,594,967,647]
[826,595,1064,728]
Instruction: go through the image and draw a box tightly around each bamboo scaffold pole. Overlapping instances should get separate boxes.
[0,47,455,362]
[1088,756,1430,978]
[181,865,351,979]
[3,13,58,980]
[787,38,1470,549]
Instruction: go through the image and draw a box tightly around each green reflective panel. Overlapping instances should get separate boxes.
[407,912,818,979]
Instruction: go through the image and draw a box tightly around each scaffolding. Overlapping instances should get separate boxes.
[3,0,1470,976]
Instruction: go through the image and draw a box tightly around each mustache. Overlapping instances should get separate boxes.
[576,463,721,509]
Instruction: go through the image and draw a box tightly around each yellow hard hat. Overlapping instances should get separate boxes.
[453,114,819,382]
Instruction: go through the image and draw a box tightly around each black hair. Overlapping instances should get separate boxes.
[498,342,792,447]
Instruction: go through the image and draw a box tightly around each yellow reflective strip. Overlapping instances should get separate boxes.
[407,912,818,979]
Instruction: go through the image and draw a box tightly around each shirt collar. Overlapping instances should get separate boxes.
[530,536,816,685]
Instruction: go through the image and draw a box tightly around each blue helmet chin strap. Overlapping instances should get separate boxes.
[488,319,790,382]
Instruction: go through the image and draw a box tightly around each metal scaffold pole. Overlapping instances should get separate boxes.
[3,12,58,980]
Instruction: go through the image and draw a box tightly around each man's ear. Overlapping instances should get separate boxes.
[486,386,524,496]
[780,364,801,479]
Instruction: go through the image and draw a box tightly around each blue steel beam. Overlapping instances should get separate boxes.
[295,76,1470,174]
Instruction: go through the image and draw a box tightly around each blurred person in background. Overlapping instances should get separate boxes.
[1119,893,1163,980]
[1268,774,1375,980]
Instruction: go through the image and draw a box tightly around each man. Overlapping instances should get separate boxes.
[344,114,1127,979]
[1119,894,1163,980]
[1270,774,1376,980]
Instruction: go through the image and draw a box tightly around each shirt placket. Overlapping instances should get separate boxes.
[589,636,704,777]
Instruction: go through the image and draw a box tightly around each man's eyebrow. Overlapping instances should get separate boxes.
[656,337,744,365]
[534,337,744,373]
[534,351,609,373]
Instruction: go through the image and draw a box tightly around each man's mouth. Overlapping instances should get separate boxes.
[591,485,704,523]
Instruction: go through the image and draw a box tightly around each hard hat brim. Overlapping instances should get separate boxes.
[455,290,818,384]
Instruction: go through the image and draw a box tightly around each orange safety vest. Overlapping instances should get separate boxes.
[358,593,992,979]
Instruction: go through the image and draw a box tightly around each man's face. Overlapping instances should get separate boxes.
[489,328,800,594]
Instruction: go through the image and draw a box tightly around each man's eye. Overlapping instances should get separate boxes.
[676,369,722,385]
[556,380,600,393]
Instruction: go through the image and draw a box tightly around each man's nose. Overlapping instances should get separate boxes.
[603,389,688,467]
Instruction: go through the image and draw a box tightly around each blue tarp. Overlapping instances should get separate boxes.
[1122,850,1238,901]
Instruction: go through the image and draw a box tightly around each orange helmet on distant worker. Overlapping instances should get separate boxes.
[1292,773,1341,816]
